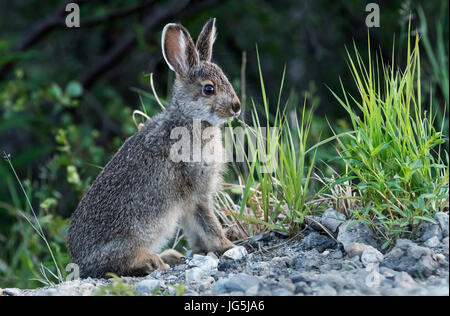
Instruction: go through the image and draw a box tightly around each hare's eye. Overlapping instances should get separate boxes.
[203,84,215,95]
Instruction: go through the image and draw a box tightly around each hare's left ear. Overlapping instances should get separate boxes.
[162,23,199,76]
[196,18,216,62]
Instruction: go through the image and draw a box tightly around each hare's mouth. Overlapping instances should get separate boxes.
[227,107,240,118]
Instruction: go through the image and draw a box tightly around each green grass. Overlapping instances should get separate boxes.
[225,48,325,235]
[1,153,68,288]
[226,30,448,248]
[329,30,449,248]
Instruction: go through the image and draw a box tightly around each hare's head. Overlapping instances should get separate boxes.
[162,18,240,125]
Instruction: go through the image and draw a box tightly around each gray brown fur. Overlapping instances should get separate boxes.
[67,18,240,278]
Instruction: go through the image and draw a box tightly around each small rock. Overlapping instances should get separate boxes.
[304,215,324,231]
[279,278,295,293]
[41,289,58,296]
[295,249,322,270]
[443,237,449,251]
[417,223,442,242]
[185,267,207,284]
[222,246,248,260]
[3,288,22,296]
[361,245,384,267]
[135,279,161,296]
[184,289,199,296]
[290,274,308,283]
[346,242,368,258]
[300,232,337,252]
[207,252,219,260]
[321,208,346,233]
[172,265,186,275]
[315,284,338,296]
[188,254,218,274]
[316,273,346,294]
[245,285,260,296]
[379,267,396,279]
[294,282,311,294]
[394,272,418,289]
[330,249,344,259]
[211,278,228,294]
[337,221,378,252]
[383,239,438,277]
[79,283,95,296]
[433,254,445,262]
[167,286,177,296]
[198,277,215,291]
[270,256,295,268]
[247,261,270,275]
[272,288,293,296]
[222,273,262,293]
[424,236,441,248]
[435,212,449,238]
[350,255,363,267]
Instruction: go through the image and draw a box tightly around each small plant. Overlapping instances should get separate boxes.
[330,29,449,247]
[2,152,66,287]
[91,274,137,296]
[224,49,324,235]
[170,283,186,296]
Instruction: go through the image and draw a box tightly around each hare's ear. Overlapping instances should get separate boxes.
[162,23,199,75]
[196,18,216,62]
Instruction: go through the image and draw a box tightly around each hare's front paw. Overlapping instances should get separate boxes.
[146,253,170,271]
[160,249,185,266]
[216,238,235,255]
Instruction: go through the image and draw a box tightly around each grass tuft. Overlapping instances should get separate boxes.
[330,29,449,247]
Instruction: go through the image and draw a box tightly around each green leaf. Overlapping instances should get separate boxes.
[49,83,63,99]
[65,81,83,98]
[40,198,58,210]
[67,165,81,185]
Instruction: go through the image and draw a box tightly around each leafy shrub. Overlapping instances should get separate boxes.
[331,32,449,247]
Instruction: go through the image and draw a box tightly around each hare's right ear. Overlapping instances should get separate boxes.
[162,23,199,76]
[196,18,216,62]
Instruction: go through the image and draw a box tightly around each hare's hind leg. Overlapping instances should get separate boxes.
[160,249,184,266]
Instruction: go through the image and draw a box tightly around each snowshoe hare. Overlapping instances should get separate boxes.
[67,18,240,278]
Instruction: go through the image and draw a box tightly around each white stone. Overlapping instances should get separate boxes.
[185,267,207,284]
[222,246,248,260]
[361,245,384,267]
[435,212,449,237]
[188,254,218,274]
[424,236,440,248]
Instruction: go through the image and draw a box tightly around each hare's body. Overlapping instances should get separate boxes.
[68,18,239,278]
[68,105,228,277]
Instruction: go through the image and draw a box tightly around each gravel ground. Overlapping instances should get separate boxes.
[2,210,448,296]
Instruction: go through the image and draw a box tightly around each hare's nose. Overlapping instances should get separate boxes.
[231,100,241,116]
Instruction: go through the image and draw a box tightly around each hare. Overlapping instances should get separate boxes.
[67,18,240,278]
